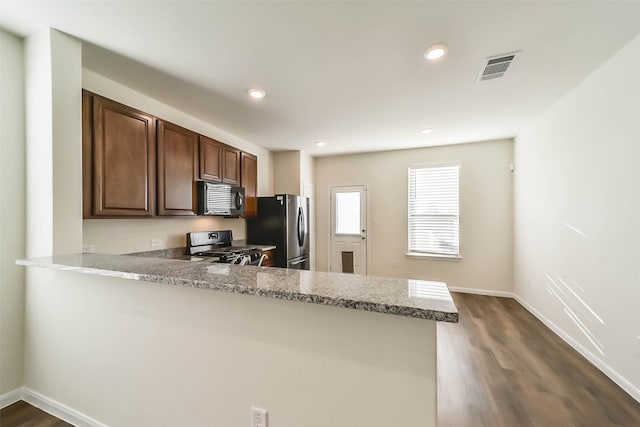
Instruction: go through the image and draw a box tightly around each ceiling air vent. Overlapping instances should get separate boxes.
[477,51,520,82]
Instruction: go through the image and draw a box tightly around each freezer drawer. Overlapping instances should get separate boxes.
[287,255,310,270]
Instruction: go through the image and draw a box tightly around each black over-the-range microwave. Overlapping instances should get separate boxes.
[196,181,245,217]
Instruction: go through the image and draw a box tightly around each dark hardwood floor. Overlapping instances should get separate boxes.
[0,400,71,427]
[2,293,639,426]
[438,292,640,427]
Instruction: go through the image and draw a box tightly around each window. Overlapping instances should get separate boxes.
[408,165,459,257]
[335,191,361,234]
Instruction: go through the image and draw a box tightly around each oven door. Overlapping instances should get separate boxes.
[287,255,310,270]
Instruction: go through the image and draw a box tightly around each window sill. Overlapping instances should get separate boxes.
[406,252,462,261]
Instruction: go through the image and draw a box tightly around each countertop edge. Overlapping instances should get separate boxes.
[16,256,459,323]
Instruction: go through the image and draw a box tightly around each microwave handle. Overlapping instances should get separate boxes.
[236,191,244,209]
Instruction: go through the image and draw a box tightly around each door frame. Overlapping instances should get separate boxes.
[328,184,369,275]
[303,183,315,271]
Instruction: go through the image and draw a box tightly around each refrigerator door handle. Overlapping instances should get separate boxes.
[297,207,305,247]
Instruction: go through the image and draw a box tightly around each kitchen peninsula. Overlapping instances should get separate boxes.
[17,254,457,427]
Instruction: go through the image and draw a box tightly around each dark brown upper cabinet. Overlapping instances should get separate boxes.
[84,91,155,217]
[222,145,241,185]
[200,137,241,186]
[156,120,198,216]
[241,152,258,217]
[199,135,223,182]
[83,90,259,219]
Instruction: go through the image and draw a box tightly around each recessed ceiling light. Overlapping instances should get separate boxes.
[248,88,266,99]
[424,43,448,61]
[315,141,326,147]
[421,128,433,134]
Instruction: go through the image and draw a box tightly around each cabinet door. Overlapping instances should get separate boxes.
[157,120,198,216]
[82,90,93,218]
[222,145,241,185]
[241,151,258,217]
[92,95,155,216]
[199,135,222,182]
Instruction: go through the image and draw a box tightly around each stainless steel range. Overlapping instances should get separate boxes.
[186,230,265,266]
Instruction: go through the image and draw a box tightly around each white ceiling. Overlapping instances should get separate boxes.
[2,1,640,156]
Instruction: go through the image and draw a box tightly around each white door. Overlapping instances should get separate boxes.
[330,186,367,275]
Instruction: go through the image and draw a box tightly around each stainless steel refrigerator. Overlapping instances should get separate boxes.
[246,194,310,269]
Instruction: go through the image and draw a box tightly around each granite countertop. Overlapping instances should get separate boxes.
[16,253,458,323]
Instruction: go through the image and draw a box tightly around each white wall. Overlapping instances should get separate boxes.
[22,29,83,258]
[300,150,314,196]
[273,149,314,197]
[84,217,246,254]
[273,150,300,194]
[273,149,314,196]
[82,69,274,253]
[24,268,437,427]
[315,139,514,292]
[514,33,640,399]
[0,28,26,396]
[24,30,53,257]
[51,30,82,255]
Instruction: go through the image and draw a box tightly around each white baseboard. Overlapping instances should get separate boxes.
[447,286,515,298]
[513,294,640,404]
[21,387,108,427]
[0,387,23,409]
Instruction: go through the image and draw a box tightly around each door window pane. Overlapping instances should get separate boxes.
[335,192,360,234]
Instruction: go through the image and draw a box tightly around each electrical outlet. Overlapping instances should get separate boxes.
[391,259,399,269]
[251,406,267,427]
[82,244,96,253]
[636,336,640,354]
[150,239,162,247]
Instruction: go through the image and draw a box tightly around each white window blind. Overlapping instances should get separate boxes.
[408,165,459,256]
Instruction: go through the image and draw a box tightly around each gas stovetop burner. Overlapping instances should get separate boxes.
[217,249,264,265]
[197,248,264,265]
[196,246,257,256]
[186,230,265,266]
